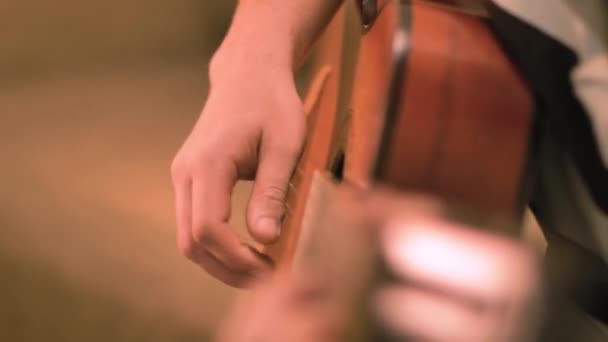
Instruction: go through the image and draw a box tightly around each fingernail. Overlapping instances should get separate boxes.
[256,217,281,241]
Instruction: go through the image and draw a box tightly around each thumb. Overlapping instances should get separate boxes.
[247,141,300,244]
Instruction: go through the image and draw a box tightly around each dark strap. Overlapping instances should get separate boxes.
[545,232,608,324]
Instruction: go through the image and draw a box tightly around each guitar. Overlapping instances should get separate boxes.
[264,0,533,273]
[213,1,540,340]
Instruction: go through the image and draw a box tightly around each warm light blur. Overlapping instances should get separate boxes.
[0,1,242,341]
[0,2,549,341]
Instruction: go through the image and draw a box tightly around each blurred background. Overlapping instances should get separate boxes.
[0,1,546,341]
[0,1,245,341]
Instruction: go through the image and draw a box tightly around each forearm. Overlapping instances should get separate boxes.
[210,0,343,82]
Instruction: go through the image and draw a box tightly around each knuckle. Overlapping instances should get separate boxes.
[171,145,219,177]
[177,238,197,260]
[191,218,218,246]
[190,151,219,174]
[260,185,287,205]
[274,139,302,157]
[171,153,205,177]
[184,153,204,169]
[170,155,186,178]
[197,156,220,173]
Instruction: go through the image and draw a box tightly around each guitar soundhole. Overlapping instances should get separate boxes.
[331,150,345,181]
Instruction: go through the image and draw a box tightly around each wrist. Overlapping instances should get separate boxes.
[209,5,296,86]
[209,43,294,90]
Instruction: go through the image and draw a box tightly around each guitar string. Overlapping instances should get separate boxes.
[283,164,304,216]
[286,164,304,196]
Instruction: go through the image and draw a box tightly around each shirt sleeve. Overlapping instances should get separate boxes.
[488,0,608,324]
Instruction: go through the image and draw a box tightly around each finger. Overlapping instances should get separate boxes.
[375,285,501,341]
[173,166,267,286]
[173,175,195,258]
[191,164,272,276]
[194,248,255,288]
[381,219,537,303]
[247,139,301,244]
[199,220,273,274]
[218,275,339,342]
[330,186,443,230]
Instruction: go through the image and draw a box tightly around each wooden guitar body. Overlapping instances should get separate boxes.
[263,7,347,271]
[372,1,533,219]
[265,0,533,272]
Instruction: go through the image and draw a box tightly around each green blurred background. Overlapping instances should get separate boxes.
[0,1,245,341]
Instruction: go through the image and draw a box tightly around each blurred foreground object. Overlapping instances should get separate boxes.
[217,186,543,341]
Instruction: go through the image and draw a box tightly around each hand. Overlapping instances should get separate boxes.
[354,189,542,340]
[375,218,542,341]
[171,51,306,287]
[214,189,543,341]
[215,275,341,342]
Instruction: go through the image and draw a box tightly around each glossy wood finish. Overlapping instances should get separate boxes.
[376,1,533,218]
[345,0,399,187]
[267,0,533,270]
[264,7,346,270]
